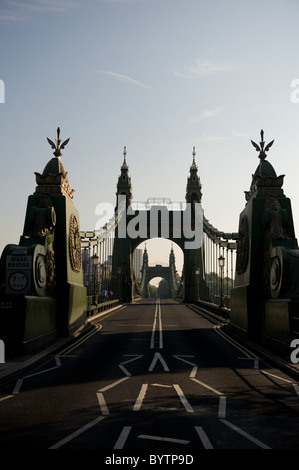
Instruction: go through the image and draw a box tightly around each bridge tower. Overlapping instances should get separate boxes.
[231,130,299,352]
[140,244,178,299]
[0,128,87,354]
[183,148,208,302]
[140,244,149,297]
[111,146,208,303]
[112,147,134,302]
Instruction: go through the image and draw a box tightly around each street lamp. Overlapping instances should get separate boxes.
[93,254,99,305]
[218,255,225,308]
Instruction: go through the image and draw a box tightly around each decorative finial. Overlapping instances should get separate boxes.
[121,145,128,170]
[251,129,274,160]
[47,127,70,158]
[190,146,198,170]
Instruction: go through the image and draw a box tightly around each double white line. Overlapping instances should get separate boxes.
[150,298,163,349]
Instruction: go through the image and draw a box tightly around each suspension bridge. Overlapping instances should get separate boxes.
[0,128,298,358]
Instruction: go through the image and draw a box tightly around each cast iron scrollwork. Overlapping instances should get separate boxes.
[236,215,249,275]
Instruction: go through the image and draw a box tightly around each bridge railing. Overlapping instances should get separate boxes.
[81,228,118,316]
[131,199,188,211]
[80,199,128,315]
[199,217,238,312]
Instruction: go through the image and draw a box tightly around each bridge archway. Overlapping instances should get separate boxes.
[153,278,171,299]
[134,238,183,299]
[112,148,209,303]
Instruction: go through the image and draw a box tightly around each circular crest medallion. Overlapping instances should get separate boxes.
[69,214,82,272]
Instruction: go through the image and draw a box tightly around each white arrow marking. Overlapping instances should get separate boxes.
[148,352,169,372]
[118,355,143,376]
[173,355,198,377]
[12,357,62,395]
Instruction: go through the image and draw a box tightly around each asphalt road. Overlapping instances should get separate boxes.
[1,298,299,453]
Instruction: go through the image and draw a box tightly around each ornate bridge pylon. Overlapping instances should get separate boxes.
[138,244,179,299]
[111,147,209,303]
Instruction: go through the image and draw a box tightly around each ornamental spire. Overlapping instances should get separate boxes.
[47,127,70,158]
[190,146,197,170]
[121,146,128,169]
[251,129,274,160]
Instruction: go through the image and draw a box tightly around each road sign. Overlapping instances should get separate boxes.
[5,255,32,294]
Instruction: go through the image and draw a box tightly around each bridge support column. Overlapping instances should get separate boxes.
[112,236,133,303]
[0,129,87,354]
[183,247,208,303]
[230,131,299,354]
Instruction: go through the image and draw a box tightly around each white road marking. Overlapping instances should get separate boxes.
[214,325,258,359]
[98,376,130,393]
[195,426,214,449]
[152,383,173,388]
[118,365,132,376]
[148,352,169,372]
[12,378,23,395]
[118,355,143,377]
[238,357,260,369]
[191,377,223,396]
[96,392,110,415]
[173,355,198,377]
[260,369,293,384]
[219,418,271,449]
[0,394,14,402]
[133,384,148,411]
[173,384,194,413]
[24,357,61,378]
[114,426,132,449]
[218,395,226,419]
[150,299,163,349]
[138,434,190,444]
[49,416,106,449]
[12,357,62,395]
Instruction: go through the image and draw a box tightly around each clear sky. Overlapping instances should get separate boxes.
[1,0,299,277]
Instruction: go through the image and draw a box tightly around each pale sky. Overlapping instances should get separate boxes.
[1,0,299,276]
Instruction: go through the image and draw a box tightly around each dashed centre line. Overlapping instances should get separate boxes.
[150,298,163,349]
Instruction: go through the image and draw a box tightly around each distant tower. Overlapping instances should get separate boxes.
[183,147,208,302]
[112,147,134,302]
[116,146,132,208]
[186,147,202,204]
[169,243,176,267]
[142,243,149,270]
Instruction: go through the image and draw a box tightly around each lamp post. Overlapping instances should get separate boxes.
[218,254,225,308]
[93,254,99,305]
